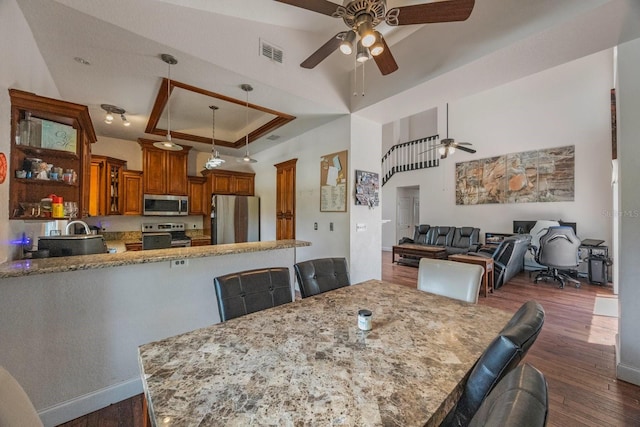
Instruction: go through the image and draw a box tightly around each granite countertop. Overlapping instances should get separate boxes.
[0,240,310,279]
[139,279,512,427]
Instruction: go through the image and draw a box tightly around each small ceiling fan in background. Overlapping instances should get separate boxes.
[275,0,475,75]
[422,103,476,159]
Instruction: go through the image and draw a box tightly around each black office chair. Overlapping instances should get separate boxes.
[441,300,545,427]
[533,226,581,288]
[214,267,292,321]
[294,258,350,298]
[468,364,549,427]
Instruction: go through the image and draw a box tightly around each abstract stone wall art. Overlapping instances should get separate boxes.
[456,145,574,205]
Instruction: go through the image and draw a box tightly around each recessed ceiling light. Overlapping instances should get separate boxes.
[74,57,91,66]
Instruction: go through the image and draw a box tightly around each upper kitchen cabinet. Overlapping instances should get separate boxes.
[138,139,190,196]
[122,170,143,215]
[203,169,255,196]
[187,176,208,215]
[9,89,96,219]
[89,155,126,216]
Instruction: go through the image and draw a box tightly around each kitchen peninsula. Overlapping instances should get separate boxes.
[0,240,310,426]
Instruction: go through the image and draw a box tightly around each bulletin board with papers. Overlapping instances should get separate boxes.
[320,150,348,212]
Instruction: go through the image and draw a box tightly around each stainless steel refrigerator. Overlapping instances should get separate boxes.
[211,195,260,244]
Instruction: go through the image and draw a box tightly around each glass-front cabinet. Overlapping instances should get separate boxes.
[9,89,96,219]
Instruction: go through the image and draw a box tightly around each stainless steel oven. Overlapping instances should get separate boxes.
[143,194,188,216]
[141,223,191,249]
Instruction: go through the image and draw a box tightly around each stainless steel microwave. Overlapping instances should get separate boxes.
[143,194,189,216]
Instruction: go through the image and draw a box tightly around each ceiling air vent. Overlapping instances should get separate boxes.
[260,39,284,64]
[266,134,281,141]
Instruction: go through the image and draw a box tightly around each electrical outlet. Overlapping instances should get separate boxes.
[171,259,189,268]
[314,222,318,230]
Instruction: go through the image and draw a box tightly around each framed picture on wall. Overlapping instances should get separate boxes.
[320,150,348,212]
[355,170,379,207]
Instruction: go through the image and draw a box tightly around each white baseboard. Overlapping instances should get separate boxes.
[617,361,640,387]
[38,377,143,427]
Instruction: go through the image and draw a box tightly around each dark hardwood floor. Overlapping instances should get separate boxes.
[57,251,640,426]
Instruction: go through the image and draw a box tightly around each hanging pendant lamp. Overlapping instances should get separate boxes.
[237,84,257,163]
[204,105,225,169]
[153,54,183,151]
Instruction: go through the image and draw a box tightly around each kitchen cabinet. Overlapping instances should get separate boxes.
[89,155,126,216]
[9,89,96,219]
[275,159,297,239]
[188,176,208,215]
[122,170,143,215]
[203,170,255,196]
[139,139,190,196]
[190,236,211,247]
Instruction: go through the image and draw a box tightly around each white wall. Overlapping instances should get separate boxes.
[381,49,614,249]
[616,38,640,386]
[253,116,352,262]
[349,115,382,283]
[0,0,60,262]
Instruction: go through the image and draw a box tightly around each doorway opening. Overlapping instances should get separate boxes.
[396,186,420,243]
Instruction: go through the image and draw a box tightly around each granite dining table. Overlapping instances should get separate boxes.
[138,279,512,426]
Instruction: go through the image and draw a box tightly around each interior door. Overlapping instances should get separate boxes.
[397,195,414,241]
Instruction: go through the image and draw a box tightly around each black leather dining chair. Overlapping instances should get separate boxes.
[468,363,549,427]
[214,267,292,321]
[441,300,545,427]
[294,258,350,298]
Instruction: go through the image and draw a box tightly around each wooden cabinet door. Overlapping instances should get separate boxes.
[235,175,255,195]
[275,159,297,240]
[106,159,126,215]
[211,172,233,194]
[122,170,143,215]
[89,158,106,216]
[188,176,208,215]
[166,152,188,195]
[143,148,166,194]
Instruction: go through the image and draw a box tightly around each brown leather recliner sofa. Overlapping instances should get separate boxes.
[397,224,481,266]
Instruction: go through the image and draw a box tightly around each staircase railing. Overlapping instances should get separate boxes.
[382,135,440,186]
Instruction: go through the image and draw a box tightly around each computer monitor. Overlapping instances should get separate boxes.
[513,220,577,235]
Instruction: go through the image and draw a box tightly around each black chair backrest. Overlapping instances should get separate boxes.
[469,364,549,427]
[441,300,545,427]
[452,227,480,249]
[214,267,292,321]
[294,258,350,298]
[414,224,430,245]
[427,226,454,246]
[536,226,581,269]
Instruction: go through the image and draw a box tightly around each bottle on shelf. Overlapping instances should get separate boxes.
[51,194,64,218]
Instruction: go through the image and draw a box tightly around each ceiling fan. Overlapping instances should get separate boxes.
[422,103,476,159]
[275,0,475,75]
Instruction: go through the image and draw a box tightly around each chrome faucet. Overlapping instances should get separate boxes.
[65,220,91,235]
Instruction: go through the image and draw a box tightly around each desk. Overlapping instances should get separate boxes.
[448,254,494,297]
[392,244,448,264]
[139,280,511,426]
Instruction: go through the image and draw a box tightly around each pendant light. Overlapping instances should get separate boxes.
[153,54,183,151]
[204,105,225,169]
[237,84,257,163]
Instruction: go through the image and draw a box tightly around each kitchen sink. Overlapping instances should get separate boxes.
[37,235,108,257]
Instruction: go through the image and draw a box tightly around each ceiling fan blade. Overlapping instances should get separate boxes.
[386,0,475,26]
[456,142,472,146]
[456,145,476,154]
[372,38,398,75]
[418,145,443,155]
[274,0,340,17]
[300,32,346,69]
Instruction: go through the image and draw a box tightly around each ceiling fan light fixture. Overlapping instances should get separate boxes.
[369,32,384,56]
[339,31,356,55]
[438,146,446,156]
[121,114,130,126]
[356,39,370,63]
[356,16,376,48]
